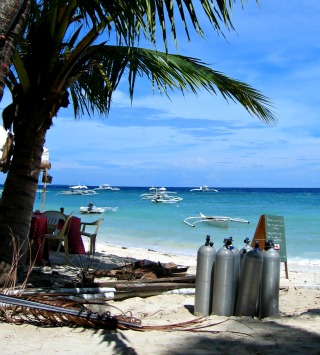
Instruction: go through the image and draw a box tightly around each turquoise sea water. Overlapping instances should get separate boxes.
[33,186,320,262]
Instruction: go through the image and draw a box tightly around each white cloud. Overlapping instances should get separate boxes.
[1,0,320,187]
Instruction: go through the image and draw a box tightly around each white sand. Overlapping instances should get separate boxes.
[1,243,319,354]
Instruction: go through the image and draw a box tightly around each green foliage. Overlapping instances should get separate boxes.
[5,0,275,125]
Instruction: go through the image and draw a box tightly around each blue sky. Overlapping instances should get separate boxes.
[1,0,320,188]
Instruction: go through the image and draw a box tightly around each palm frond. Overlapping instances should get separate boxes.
[0,292,254,335]
[68,45,276,123]
[0,293,142,329]
[128,0,251,50]
[11,0,271,123]
[28,1,253,50]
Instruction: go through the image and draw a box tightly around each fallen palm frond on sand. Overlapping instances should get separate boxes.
[1,245,252,336]
[0,240,139,330]
[0,292,254,337]
[0,293,142,329]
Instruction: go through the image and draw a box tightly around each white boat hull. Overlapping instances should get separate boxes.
[151,197,183,204]
[141,187,183,204]
[58,185,98,195]
[79,206,118,214]
[81,190,98,195]
[183,213,249,228]
[200,216,230,228]
[80,207,105,214]
[190,185,218,192]
[94,184,120,191]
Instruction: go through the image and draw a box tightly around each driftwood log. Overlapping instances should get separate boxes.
[115,282,195,292]
[77,275,196,288]
[87,260,190,281]
[10,260,195,301]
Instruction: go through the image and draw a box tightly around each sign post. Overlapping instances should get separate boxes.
[252,214,288,279]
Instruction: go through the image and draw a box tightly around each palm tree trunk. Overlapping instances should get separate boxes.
[0,108,46,285]
[0,0,30,101]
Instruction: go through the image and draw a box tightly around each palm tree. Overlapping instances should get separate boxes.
[0,0,276,284]
[0,0,30,101]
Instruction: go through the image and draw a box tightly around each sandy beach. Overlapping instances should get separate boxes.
[1,243,320,354]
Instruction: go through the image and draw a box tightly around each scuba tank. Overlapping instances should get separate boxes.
[228,237,240,314]
[212,238,235,316]
[240,237,253,273]
[234,241,263,317]
[194,235,216,316]
[259,240,280,319]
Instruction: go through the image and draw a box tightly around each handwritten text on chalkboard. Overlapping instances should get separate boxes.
[265,215,287,262]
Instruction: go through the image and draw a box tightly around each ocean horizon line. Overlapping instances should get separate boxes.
[14,185,320,190]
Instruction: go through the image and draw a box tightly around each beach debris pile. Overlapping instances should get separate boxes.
[3,258,195,303]
[72,259,195,297]
[0,256,249,336]
[0,258,227,333]
[89,259,190,280]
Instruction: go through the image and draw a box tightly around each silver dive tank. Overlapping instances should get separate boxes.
[194,235,217,316]
[240,237,253,273]
[211,238,235,316]
[234,241,263,317]
[259,240,281,319]
[228,237,240,313]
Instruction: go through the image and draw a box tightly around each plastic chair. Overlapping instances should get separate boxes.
[80,218,104,254]
[41,213,73,264]
[43,210,66,234]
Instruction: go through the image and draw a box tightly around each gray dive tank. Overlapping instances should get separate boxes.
[259,240,280,319]
[229,237,240,313]
[211,239,235,316]
[234,242,263,317]
[240,237,253,273]
[225,237,240,313]
[194,235,216,316]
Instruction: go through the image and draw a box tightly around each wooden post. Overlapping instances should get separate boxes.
[251,215,266,251]
[41,169,47,213]
[284,261,289,279]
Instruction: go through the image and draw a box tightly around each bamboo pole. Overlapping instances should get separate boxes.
[115,282,195,292]
[41,169,47,213]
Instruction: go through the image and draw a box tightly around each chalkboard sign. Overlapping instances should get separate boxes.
[264,215,287,262]
[252,214,288,278]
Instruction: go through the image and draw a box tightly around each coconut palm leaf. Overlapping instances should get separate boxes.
[14,1,269,124]
[0,293,243,333]
[67,45,275,123]
[0,293,142,329]
[25,0,249,53]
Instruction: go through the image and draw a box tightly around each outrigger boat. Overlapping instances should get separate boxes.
[58,185,98,196]
[183,213,249,228]
[151,195,183,204]
[94,184,120,191]
[190,185,218,192]
[141,187,183,204]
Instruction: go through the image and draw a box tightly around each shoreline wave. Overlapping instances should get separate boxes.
[96,241,320,271]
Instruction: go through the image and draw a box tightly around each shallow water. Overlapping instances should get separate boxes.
[33,186,320,262]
